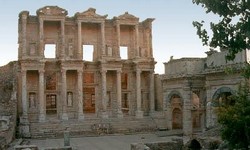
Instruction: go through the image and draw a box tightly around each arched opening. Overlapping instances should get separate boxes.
[170,94,183,129]
[188,139,202,150]
[212,87,234,107]
[191,92,201,129]
[172,108,182,129]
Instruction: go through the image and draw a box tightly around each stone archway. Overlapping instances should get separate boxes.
[188,139,202,150]
[168,92,183,130]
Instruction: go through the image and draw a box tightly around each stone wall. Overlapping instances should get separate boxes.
[0,61,18,145]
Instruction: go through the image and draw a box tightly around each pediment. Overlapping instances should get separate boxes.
[36,6,68,16]
[117,12,139,21]
[75,8,107,20]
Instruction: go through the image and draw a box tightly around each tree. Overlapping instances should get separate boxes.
[217,84,250,149]
[192,0,250,60]
[192,0,250,149]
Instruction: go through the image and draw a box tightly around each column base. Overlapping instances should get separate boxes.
[117,110,123,118]
[78,113,84,120]
[19,115,31,138]
[101,111,108,119]
[39,113,46,122]
[62,113,68,121]
[136,110,144,118]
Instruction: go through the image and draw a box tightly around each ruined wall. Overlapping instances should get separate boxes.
[0,61,18,145]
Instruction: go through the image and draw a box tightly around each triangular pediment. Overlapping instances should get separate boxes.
[36,6,68,16]
[75,8,107,19]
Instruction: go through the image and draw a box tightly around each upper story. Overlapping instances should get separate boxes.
[18,6,155,62]
[163,49,250,79]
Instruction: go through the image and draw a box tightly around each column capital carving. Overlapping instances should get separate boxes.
[61,68,67,73]
[136,69,141,74]
[117,69,122,74]
[77,69,83,74]
[101,69,107,74]
[21,69,27,74]
[39,69,45,74]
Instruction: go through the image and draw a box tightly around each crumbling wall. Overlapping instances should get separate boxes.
[0,61,18,145]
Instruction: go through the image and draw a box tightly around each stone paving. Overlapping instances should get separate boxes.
[28,133,181,150]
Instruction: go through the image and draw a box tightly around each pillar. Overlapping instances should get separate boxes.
[101,70,108,118]
[149,71,155,114]
[20,69,30,137]
[21,14,27,57]
[182,90,192,135]
[38,70,46,122]
[21,70,28,119]
[117,69,123,118]
[135,24,140,58]
[60,20,65,58]
[61,69,68,120]
[136,69,143,118]
[77,70,84,120]
[101,22,105,55]
[77,21,82,59]
[39,18,44,57]
[116,22,120,57]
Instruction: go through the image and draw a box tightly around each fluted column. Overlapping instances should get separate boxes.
[77,70,84,120]
[77,21,82,59]
[61,69,68,120]
[136,69,143,118]
[101,69,108,118]
[149,71,155,113]
[38,70,46,122]
[117,69,123,118]
[135,24,140,58]
[21,70,28,119]
[101,22,105,55]
[39,18,44,57]
[116,22,120,57]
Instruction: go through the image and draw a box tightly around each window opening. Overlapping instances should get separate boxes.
[44,44,56,58]
[120,46,128,59]
[83,45,94,61]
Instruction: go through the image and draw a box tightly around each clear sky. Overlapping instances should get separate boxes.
[0,0,218,74]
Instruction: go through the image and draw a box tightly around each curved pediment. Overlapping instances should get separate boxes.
[36,6,68,16]
[117,12,139,21]
[75,8,108,20]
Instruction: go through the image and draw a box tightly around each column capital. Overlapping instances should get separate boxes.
[39,69,45,74]
[117,69,122,74]
[101,69,107,74]
[61,68,67,73]
[77,69,83,74]
[136,69,141,74]
[21,69,27,74]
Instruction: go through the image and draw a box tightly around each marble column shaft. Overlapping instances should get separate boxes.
[77,21,82,59]
[39,18,44,57]
[22,15,27,56]
[101,70,107,111]
[61,69,68,120]
[149,71,155,112]
[101,22,105,55]
[135,24,139,57]
[39,70,46,122]
[77,70,84,120]
[136,70,141,111]
[117,70,123,117]
[116,23,120,57]
[21,70,28,117]
[61,20,65,57]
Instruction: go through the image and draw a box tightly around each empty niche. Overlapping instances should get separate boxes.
[44,44,56,58]
[83,45,94,61]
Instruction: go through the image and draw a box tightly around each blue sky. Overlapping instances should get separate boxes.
[0,0,218,73]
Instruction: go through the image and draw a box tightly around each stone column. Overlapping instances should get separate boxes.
[60,20,65,58]
[61,69,68,120]
[149,71,155,114]
[77,21,82,59]
[38,70,46,122]
[101,69,108,118]
[182,89,192,135]
[21,14,27,57]
[20,69,30,137]
[117,69,123,118]
[77,70,84,120]
[116,22,120,57]
[135,24,140,58]
[136,69,143,118]
[101,22,105,55]
[21,70,28,119]
[39,18,44,57]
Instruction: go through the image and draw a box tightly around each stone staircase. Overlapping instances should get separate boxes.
[29,116,160,138]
